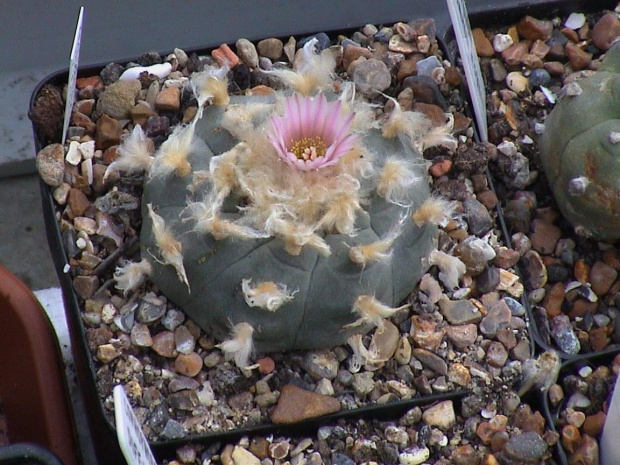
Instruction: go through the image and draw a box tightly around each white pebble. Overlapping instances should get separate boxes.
[565,12,586,30]
[497,140,518,157]
[119,62,172,81]
[540,86,557,104]
[563,81,583,97]
[578,366,593,378]
[534,122,546,134]
[492,34,514,52]
[78,140,95,159]
[76,237,87,249]
[65,140,82,165]
[609,132,620,144]
[399,447,430,465]
[521,135,534,144]
[506,71,529,93]
[81,158,93,185]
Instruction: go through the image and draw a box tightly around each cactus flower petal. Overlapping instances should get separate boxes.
[268,93,357,171]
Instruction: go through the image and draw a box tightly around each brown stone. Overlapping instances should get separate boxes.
[131,101,156,126]
[501,42,529,67]
[565,42,592,71]
[544,61,565,76]
[151,331,177,358]
[486,341,508,368]
[76,75,104,90]
[444,66,463,86]
[589,261,618,296]
[513,404,545,435]
[530,39,550,59]
[343,45,372,70]
[211,43,239,68]
[453,111,471,135]
[73,275,99,299]
[473,28,494,57]
[562,424,581,454]
[412,102,446,127]
[67,188,91,216]
[589,326,611,351]
[561,27,580,43]
[493,247,520,269]
[569,434,599,465]
[71,111,96,134]
[75,99,95,117]
[95,113,122,151]
[529,219,561,255]
[496,329,517,350]
[517,16,553,40]
[446,324,478,349]
[574,259,591,284]
[174,352,203,377]
[477,189,498,211]
[154,87,181,112]
[582,411,606,437]
[591,12,620,51]
[429,159,452,177]
[542,282,565,318]
[411,316,444,351]
[271,384,340,424]
[256,38,284,61]
[476,415,508,445]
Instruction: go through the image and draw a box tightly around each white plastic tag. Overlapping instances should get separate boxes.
[62,6,84,144]
[114,385,157,465]
[446,0,488,142]
[601,372,620,463]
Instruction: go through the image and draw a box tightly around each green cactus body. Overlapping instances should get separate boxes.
[540,44,620,239]
[139,92,437,354]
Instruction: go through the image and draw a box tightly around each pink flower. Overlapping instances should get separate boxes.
[268,93,357,171]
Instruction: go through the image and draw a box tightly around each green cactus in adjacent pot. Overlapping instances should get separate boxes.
[540,43,620,239]
[111,40,457,367]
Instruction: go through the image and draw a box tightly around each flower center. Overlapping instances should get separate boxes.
[290,136,327,161]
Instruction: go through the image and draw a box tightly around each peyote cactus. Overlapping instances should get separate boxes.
[112,40,457,366]
[540,43,620,239]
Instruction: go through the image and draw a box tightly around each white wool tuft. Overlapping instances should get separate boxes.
[344,294,410,331]
[241,278,297,311]
[113,259,152,295]
[216,322,255,368]
[105,125,153,180]
[428,250,466,289]
[412,196,457,228]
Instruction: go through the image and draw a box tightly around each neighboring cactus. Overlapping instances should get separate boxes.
[113,40,456,365]
[540,43,620,239]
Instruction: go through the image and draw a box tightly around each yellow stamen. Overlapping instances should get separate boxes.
[290,136,326,161]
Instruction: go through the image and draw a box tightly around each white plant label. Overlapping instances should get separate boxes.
[114,385,157,465]
[62,6,84,144]
[446,0,488,142]
[601,372,620,463]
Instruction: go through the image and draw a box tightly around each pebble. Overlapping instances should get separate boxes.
[422,400,456,431]
[270,384,340,424]
[151,331,177,358]
[528,68,551,87]
[95,79,141,120]
[235,38,259,68]
[517,16,553,40]
[232,445,260,465]
[154,87,181,112]
[398,447,430,465]
[463,198,493,236]
[502,431,548,463]
[416,55,442,77]
[486,341,509,367]
[438,297,482,325]
[551,314,580,355]
[95,114,122,150]
[412,348,447,375]
[446,324,478,349]
[565,42,592,71]
[473,28,494,57]
[256,38,283,60]
[506,71,529,94]
[174,352,203,377]
[492,34,514,53]
[352,372,375,397]
[569,434,599,465]
[589,261,617,296]
[351,58,392,94]
[591,12,620,51]
[303,350,339,380]
[564,13,586,30]
[479,300,512,338]
[36,143,66,187]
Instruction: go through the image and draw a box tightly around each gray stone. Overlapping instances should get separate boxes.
[235,38,259,68]
[95,79,141,120]
[411,348,448,375]
[438,297,482,325]
[502,431,548,463]
[463,198,493,236]
[352,58,392,95]
[479,300,512,338]
[303,350,339,380]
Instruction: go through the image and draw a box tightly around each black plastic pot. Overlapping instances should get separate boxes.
[32,11,479,465]
[35,0,617,462]
[0,443,65,465]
